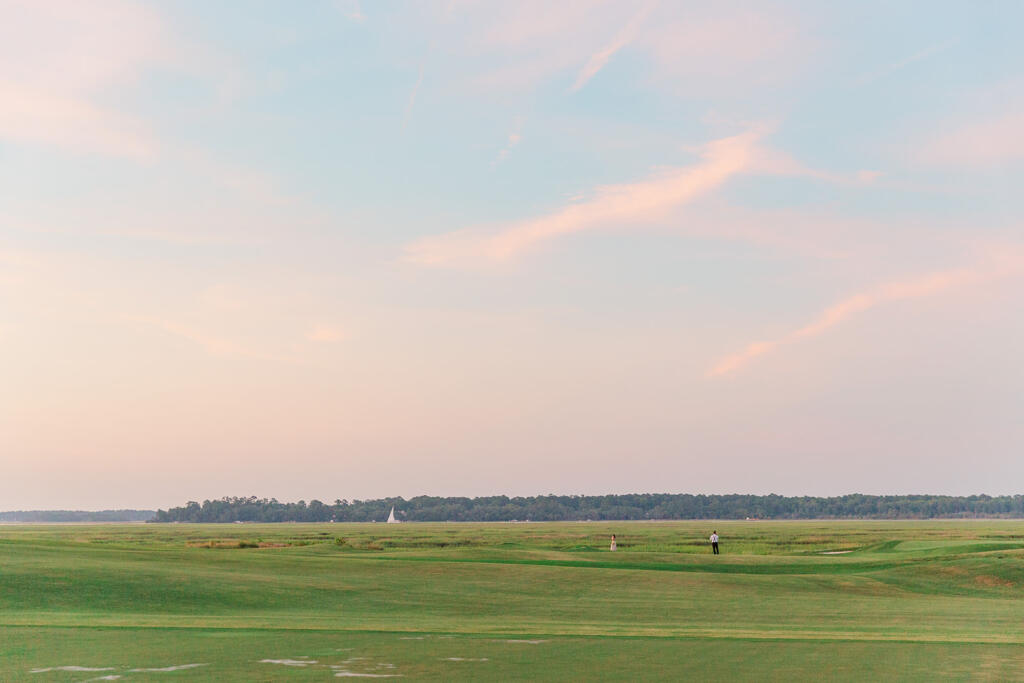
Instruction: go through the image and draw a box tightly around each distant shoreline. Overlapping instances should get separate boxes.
[0,510,155,523]
[0,524,153,528]
[8,493,1024,524]
[6,518,1024,526]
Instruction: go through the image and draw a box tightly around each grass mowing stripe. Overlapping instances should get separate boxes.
[4,521,1024,679]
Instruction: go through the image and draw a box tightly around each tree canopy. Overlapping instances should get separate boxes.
[150,493,1024,523]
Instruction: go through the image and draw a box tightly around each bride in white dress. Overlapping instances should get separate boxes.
[610,534,617,551]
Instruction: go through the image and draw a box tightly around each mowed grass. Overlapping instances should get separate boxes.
[2,521,1024,681]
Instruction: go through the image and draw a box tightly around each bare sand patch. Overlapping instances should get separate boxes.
[333,673,401,678]
[32,666,116,673]
[821,551,852,555]
[260,659,318,666]
[331,658,401,677]
[128,664,209,672]
[442,657,489,662]
[975,574,1014,588]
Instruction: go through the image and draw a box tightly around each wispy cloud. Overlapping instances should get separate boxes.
[405,129,764,267]
[707,253,1024,377]
[306,324,346,343]
[0,83,157,157]
[131,315,302,365]
[0,0,169,156]
[492,118,524,165]
[447,2,809,97]
[856,38,958,85]
[639,7,807,94]
[337,0,365,22]
[570,1,657,92]
[919,111,1024,166]
[402,61,425,129]
[746,143,882,186]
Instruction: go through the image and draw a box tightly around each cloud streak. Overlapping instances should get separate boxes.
[402,61,425,129]
[451,2,809,97]
[405,129,764,267]
[0,82,157,157]
[708,254,1024,377]
[306,324,345,343]
[570,1,657,92]
[130,316,303,365]
[856,38,958,85]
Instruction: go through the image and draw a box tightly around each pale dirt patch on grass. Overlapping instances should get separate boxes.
[974,575,1014,588]
[31,666,116,672]
[128,663,209,672]
[939,566,970,577]
[442,657,489,661]
[333,672,401,678]
[331,659,401,677]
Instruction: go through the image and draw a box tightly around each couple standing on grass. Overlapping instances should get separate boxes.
[607,531,720,554]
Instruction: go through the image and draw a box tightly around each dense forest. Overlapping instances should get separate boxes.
[0,510,155,522]
[151,494,1024,523]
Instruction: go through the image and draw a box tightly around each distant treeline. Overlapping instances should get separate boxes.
[0,510,155,522]
[151,494,1024,523]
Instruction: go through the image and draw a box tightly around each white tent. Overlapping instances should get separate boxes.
[386,506,399,523]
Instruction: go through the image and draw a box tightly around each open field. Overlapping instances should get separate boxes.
[2,521,1024,680]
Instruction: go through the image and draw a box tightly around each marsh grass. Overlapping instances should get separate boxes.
[2,521,1024,680]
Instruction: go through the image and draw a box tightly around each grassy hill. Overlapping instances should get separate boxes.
[2,521,1023,680]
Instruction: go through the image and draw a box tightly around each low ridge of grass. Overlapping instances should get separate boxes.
[3,521,1024,680]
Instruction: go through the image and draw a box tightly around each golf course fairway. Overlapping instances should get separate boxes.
[2,521,1023,681]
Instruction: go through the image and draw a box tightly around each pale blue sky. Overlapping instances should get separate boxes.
[3,1,1023,508]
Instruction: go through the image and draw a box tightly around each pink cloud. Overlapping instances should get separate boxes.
[920,112,1024,166]
[337,0,365,22]
[405,128,875,267]
[0,83,156,157]
[131,316,300,364]
[306,325,346,343]
[405,129,764,267]
[492,119,524,165]
[708,255,1024,377]
[748,144,882,186]
[440,2,811,96]
[637,6,810,94]
[0,0,170,156]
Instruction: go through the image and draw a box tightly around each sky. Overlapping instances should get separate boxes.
[3,0,1024,509]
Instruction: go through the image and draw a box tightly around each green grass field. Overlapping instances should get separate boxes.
[2,521,1024,681]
